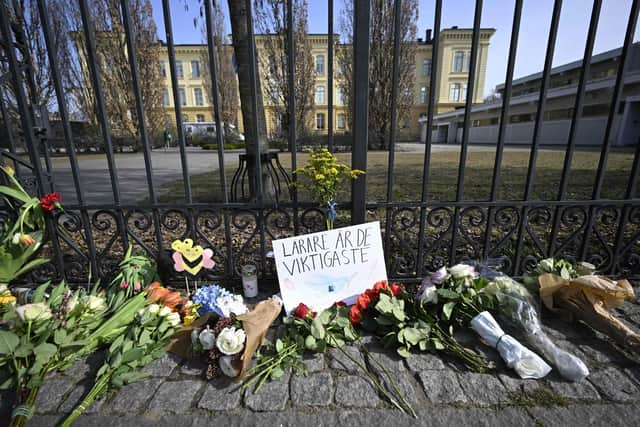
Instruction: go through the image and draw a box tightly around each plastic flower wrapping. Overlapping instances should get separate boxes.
[479,265,589,381]
[192,284,248,317]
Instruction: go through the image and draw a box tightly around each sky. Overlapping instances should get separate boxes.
[151,0,640,97]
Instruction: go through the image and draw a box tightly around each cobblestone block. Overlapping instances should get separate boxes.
[418,370,468,404]
[34,378,75,413]
[147,380,203,414]
[498,373,544,394]
[529,404,631,426]
[63,351,105,379]
[328,346,365,373]
[180,358,206,376]
[547,378,600,401]
[457,372,508,405]
[291,372,333,407]
[57,381,105,414]
[367,347,406,374]
[405,352,446,372]
[383,371,421,405]
[110,379,163,413]
[302,353,325,373]
[141,353,180,378]
[197,378,243,411]
[244,372,290,411]
[588,367,640,401]
[334,376,380,408]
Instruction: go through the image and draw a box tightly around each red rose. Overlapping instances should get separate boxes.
[310,311,317,319]
[373,280,388,293]
[365,288,379,303]
[390,283,404,297]
[356,292,371,310]
[349,305,362,325]
[40,192,61,211]
[334,301,347,307]
[293,303,312,319]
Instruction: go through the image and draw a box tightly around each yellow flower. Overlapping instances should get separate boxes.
[0,295,16,306]
[183,315,196,326]
[315,174,325,181]
[330,168,338,175]
[1,165,14,176]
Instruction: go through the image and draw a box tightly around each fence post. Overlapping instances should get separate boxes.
[351,0,370,225]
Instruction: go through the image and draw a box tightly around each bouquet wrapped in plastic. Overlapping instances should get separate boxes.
[480,266,589,381]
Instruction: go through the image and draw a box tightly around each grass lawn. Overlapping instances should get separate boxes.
[155,147,636,204]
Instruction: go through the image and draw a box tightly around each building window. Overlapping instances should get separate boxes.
[183,115,189,122]
[160,61,167,78]
[178,88,186,106]
[316,86,325,104]
[316,113,325,129]
[420,86,428,104]
[176,61,184,79]
[196,114,205,122]
[449,83,461,102]
[461,83,467,101]
[316,55,325,75]
[337,113,346,130]
[194,88,204,106]
[338,87,346,105]
[162,88,170,106]
[452,51,464,72]
[191,61,200,78]
[422,59,432,76]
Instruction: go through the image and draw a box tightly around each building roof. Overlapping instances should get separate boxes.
[495,42,640,90]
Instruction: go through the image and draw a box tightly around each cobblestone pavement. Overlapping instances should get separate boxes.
[2,286,640,427]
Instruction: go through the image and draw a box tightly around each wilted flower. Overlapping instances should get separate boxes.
[216,326,246,356]
[120,280,128,289]
[199,326,216,350]
[16,303,52,322]
[134,281,141,292]
[449,264,476,279]
[2,165,15,176]
[430,267,449,284]
[166,312,181,327]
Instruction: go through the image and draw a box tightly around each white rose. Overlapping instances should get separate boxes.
[420,286,438,305]
[216,327,246,356]
[217,295,248,317]
[158,306,172,317]
[16,303,52,322]
[0,284,8,294]
[12,233,20,245]
[190,328,202,346]
[448,264,475,279]
[147,304,161,315]
[166,312,181,327]
[82,295,106,312]
[65,295,79,313]
[199,327,216,350]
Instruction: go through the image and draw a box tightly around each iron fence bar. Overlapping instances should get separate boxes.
[548,0,601,257]
[613,140,640,274]
[78,0,129,252]
[416,0,442,276]
[383,0,403,256]
[580,0,639,262]
[204,0,234,276]
[287,0,299,235]
[351,0,370,225]
[327,0,334,152]
[449,0,483,264]
[36,0,97,276]
[119,0,163,254]
[0,86,20,178]
[244,0,267,269]
[41,140,54,193]
[161,0,192,204]
[482,0,522,260]
[513,0,562,275]
[0,3,66,279]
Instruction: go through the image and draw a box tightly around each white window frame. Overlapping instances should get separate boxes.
[422,59,431,76]
[461,83,468,101]
[160,61,167,78]
[337,113,346,130]
[338,87,346,105]
[176,61,184,79]
[420,86,428,104]
[178,87,187,106]
[316,85,325,104]
[316,55,325,75]
[194,87,204,106]
[449,83,461,102]
[191,60,200,78]
[316,113,325,129]
[452,51,464,73]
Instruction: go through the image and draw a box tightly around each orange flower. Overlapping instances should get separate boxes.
[373,280,388,293]
[356,292,371,310]
[148,287,170,303]
[162,291,182,310]
[146,281,162,291]
[349,305,362,325]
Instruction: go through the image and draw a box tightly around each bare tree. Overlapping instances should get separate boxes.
[337,0,418,149]
[200,3,239,130]
[254,0,315,140]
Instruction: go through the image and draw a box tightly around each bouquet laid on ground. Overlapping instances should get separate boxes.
[525,258,639,355]
[246,300,416,416]
[169,284,282,381]
[109,245,157,298]
[291,148,364,230]
[418,264,552,379]
[354,279,491,372]
[62,301,181,426]
[0,165,62,284]
[480,266,589,381]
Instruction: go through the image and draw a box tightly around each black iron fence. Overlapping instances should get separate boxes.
[0,0,639,288]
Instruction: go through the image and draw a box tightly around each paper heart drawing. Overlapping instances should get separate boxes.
[171,239,215,276]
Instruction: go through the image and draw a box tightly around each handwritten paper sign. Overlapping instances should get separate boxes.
[273,221,387,314]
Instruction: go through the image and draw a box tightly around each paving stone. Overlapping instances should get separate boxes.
[110,379,163,413]
[180,358,206,376]
[244,371,290,411]
[141,353,181,378]
[417,370,468,404]
[457,372,508,405]
[529,403,632,427]
[382,371,420,406]
[302,353,325,373]
[334,376,380,408]
[579,341,627,365]
[0,390,16,420]
[547,378,600,401]
[147,380,203,414]
[588,367,640,401]
[197,378,243,411]
[34,378,75,413]
[291,372,333,407]
[327,346,365,374]
[405,352,446,372]
[498,373,543,394]
[367,347,406,374]
[63,351,105,379]
[57,381,105,414]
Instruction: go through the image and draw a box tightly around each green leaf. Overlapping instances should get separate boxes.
[304,334,317,350]
[0,331,19,355]
[54,329,68,346]
[401,327,423,346]
[32,282,50,303]
[13,342,34,358]
[431,338,445,350]
[418,339,428,351]
[121,348,144,364]
[317,309,332,325]
[442,302,456,321]
[391,306,406,322]
[270,367,284,380]
[375,293,394,314]
[275,338,284,353]
[0,186,31,204]
[397,346,411,358]
[343,325,357,341]
[310,317,325,340]
[374,315,395,326]
[436,288,460,300]
[560,266,571,280]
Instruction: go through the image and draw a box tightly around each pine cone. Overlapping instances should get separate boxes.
[205,348,222,380]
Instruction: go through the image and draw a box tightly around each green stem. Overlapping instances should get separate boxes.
[61,373,111,427]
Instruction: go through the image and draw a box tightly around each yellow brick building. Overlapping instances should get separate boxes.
[159,27,494,141]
